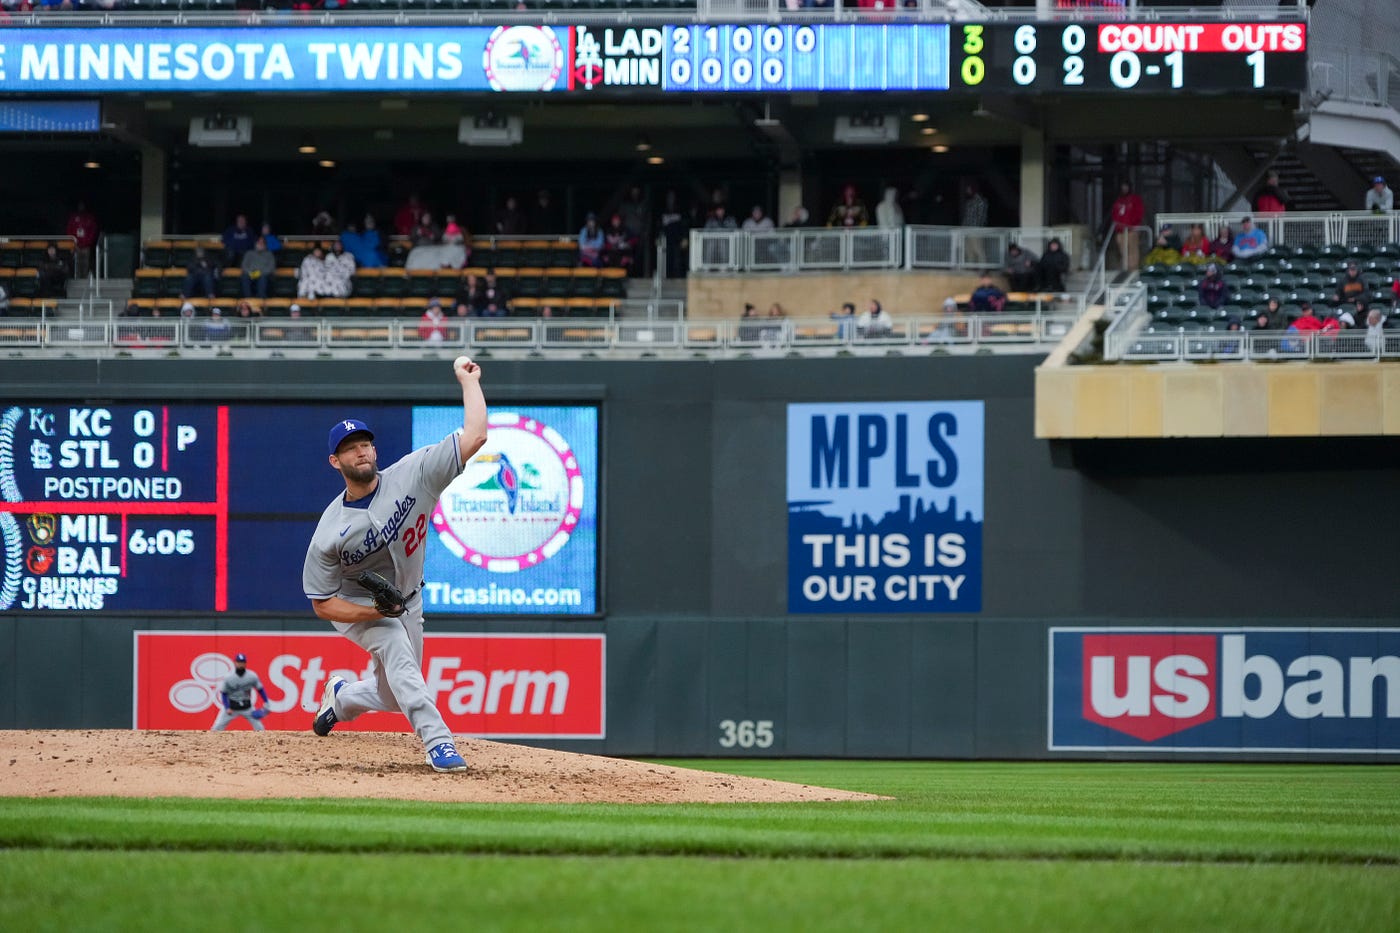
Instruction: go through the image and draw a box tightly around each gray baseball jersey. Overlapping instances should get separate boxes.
[303,432,464,606]
[221,669,263,706]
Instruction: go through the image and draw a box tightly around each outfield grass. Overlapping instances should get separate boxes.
[1,762,1397,932]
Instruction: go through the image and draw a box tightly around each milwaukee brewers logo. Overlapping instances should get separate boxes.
[26,513,56,545]
[432,412,582,573]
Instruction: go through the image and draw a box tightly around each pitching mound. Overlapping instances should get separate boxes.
[1,731,882,804]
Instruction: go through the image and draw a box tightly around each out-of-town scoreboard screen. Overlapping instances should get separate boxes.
[0,21,1307,94]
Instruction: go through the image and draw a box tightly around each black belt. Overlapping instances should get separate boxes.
[404,580,425,603]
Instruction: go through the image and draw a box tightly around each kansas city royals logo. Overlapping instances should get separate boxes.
[26,513,56,545]
[432,413,582,573]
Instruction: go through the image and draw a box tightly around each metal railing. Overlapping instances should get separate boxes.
[691,225,1076,274]
[0,1,1307,26]
[1311,46,1400,109]
[0,312,1077,357]
[1117,328,1399,363]
[1154,211,1400,251]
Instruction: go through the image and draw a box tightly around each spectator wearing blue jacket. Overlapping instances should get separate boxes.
[1231,216,1268,260]
[340,215,386,268]
[259,223,282,254]
[222,214,255,265]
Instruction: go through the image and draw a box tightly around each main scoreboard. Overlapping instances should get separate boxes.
[0,20,1308,94]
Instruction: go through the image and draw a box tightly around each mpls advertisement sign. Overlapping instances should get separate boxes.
[1050,628,1400,752]
[787,402,982,614]
[135,631,605,738]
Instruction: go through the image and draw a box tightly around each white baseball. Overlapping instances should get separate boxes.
[454,355,474,372]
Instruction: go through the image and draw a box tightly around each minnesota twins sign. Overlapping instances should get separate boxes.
[787,402,983,614]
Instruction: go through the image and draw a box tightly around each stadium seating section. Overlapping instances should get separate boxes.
[131,236,628,319]
[1136,242,1400,338]
[0,239,75,317]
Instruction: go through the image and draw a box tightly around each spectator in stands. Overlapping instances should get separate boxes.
[1143,224,1183,266]
[529,188,564,235]
[180,246,219,300]
[205,307,231,342]
[705,204,738,230]
[660,191,689,279]
[442,214,465,245]
[411,212,441,247]
[604,214,639,273]
[222,214,255,265]
[325,241,356,298]
[476,299,507,319]
[760,302,789,348]
[856,299,893,337]
[1198,263,1229,309]
[876,187,905,228]
[234,299,263,321]
[1261,298,1285,327]
[1253,170,1289,214]
[1180,223,1209,260]
[495,196,527,236]
[784,206,813,228]
[479,273,510,314]
[1366,306,1387,352]
[1232,217,1268,260]
[37,244,69,298]
[341,216,385,268]
[312,211,338,239]
[1333,261,1367,306]
[1003,243,1038,292]
[418,297,448,344]
[283,304,317,343]
[240,237,276,300]
[738,302,761,341]
[1251,308,1276,331]
[296,245,331,299]
[578,213,605,267]
[1366,176,1394,213]
[970,273,1007,312]
[618,186,650,245]
[64,200,98,278]
[827,184,870,227]
[1038,238,1069,293]
[962,183,990,265]
[1289,301,1324,332]
[1110,181,1144,270]
[259,223,282,254]
[1207,224,1234,261]
[1337,300,1362,330]
[454,273,482,317]
[394,194,423,238]
[742,205,774,232]
[829,301,856,339]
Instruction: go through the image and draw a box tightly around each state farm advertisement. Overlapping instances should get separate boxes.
[134,631,605,739]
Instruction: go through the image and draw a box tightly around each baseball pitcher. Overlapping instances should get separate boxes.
[302,356,487,773]
[210,652,271,731]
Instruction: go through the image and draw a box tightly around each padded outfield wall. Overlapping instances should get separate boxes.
[0,356,1397,762]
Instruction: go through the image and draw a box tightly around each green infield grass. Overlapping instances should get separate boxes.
[1,761,1397,932]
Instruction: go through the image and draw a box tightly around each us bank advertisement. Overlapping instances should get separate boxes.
[787,402,983,614]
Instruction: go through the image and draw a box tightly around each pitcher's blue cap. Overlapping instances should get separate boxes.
[328,418,374,456]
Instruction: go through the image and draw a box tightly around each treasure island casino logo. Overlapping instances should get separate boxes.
[431,412,583,573]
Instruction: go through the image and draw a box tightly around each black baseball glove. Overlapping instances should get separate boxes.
[357,570,406,618]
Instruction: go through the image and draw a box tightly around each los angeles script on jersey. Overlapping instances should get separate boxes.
[339,495,416,565]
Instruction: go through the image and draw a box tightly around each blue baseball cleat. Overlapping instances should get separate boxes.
[312,676,346,737]
[426,741,468,772]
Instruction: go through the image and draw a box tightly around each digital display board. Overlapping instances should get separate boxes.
[0,402,598,616]
[0,21,1306,95]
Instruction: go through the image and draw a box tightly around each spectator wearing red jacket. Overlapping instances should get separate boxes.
[1110,181,1145,270]
[65,201,98,278]
[1206,225,1234,262]
[1254,171,1289,214]
[1290,302,1323,332]
[1198,264,1229,309]
[394,194,423,238]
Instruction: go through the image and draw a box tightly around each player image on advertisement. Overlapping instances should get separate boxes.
[787,401,983,614]
[416,405,598,615]
[0,403,222,611]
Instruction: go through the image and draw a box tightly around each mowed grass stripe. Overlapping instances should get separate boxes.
[2,850,1398,933]
[0,762,1396,864]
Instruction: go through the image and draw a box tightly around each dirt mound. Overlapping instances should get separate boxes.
[0,731,881,804]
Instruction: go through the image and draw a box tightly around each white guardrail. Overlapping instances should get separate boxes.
[691,225,1076,274]
[1154,211,1400,251]
[0,313,1078,356]
[1118,328,1400,364]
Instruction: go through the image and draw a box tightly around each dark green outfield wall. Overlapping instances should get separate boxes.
[1,356,1397,760]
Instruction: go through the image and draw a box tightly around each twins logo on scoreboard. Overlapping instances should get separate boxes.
[1049,628,1400,752]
